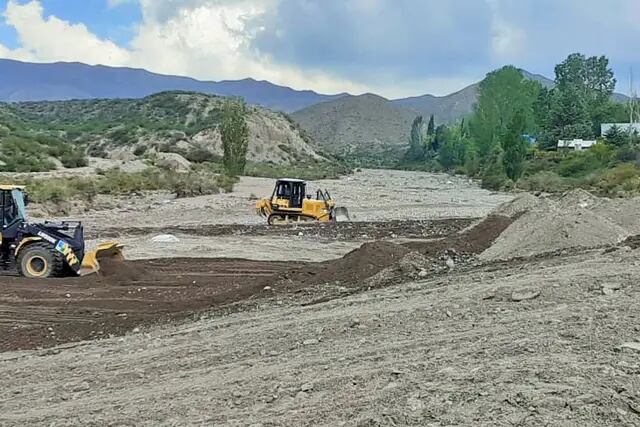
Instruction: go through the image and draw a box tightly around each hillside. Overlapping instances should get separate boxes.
[0,59,346,113]
[392,70,559,123]
[292,70,630,160]
[0,92,326,172]
[290,93,416,160]
[392,83,479,123]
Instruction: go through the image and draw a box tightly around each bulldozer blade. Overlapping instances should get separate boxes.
[334,207,351,222]
[79,241,125,276]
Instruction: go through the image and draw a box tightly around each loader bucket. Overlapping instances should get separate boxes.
[334,206,351,222]
[79,241,125,276]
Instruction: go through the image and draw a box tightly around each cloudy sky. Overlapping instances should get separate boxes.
[0,0,638,98]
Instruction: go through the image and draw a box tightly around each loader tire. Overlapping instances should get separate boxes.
[17,242,66,279]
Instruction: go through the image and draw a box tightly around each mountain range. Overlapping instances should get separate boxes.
[0,59,632,159]
[0,59,346,113]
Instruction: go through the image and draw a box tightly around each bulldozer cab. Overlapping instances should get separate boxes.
[273,179,306,209]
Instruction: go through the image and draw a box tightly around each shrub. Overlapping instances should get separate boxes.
[596,163,640,195]
[518,171,573,193]
[21,168,236,203]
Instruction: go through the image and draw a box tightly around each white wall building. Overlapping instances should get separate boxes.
[557,139,597,151]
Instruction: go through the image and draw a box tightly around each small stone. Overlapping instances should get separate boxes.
[132,327,140,333]
[619,342,640,352]
[65,293,71,298]
[603,283,622,290]
[445,257,455,269]
[71,382,90,392]
[295,391,308,400]
[263,286,272,291]
[418,269,428,278]
[300,383,314,392]
[511,290,541,302]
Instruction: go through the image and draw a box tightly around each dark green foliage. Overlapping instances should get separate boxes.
[469,66,540,161]
[439,133,467,170]
[0,134,86,172]
[481,156,510,190]
[550,53,616,137]
[220,98,249,176]
[605,125,630,147]
[502,111,529,182]
[426,115,435,137]
[404,116,425,161]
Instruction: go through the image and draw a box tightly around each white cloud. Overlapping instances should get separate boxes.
[2,0,130,65]
[486,0,527,61]
[0,0,370,95]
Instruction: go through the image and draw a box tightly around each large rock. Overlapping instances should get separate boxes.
[156,152,191,173]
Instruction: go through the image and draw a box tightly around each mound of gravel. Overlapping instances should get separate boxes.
[481,191,632,261]
[490,193,544,218]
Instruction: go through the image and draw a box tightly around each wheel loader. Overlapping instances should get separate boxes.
[0,185,124,278]
[256,178,350,225]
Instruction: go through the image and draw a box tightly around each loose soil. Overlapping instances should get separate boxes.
[7,174,640,426]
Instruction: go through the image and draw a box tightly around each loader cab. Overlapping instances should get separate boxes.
[0,186,27,240]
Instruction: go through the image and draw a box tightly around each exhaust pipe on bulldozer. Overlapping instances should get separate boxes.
[79,241,125,276]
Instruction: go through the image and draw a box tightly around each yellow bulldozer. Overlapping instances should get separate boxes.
[256,178,350,225]
[0,185,124,278]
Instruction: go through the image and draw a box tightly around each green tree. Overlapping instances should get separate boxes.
[502,110,529,182]
[220,98,249,176]
[438,125,467,170]
[404,115,425,162]
[547,87,593,143]
[604,124,628,147]
[469,66,540,161]
[554,53,616,134]
[426,114,435,137]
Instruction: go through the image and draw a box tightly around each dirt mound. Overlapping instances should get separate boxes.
[97,258,150,282]
[490,193,544,218]
[405,215,513,256]
[298,241,411,286]
[481,202,628,261]
[557,188,600,210]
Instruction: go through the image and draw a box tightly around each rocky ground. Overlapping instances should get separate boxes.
[2,170,640,426]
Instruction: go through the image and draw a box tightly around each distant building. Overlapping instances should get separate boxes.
[557,139,597,151]
[601,123,640,135]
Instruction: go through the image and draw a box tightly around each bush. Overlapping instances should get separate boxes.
[244,161,350,180]
[480,156,510,190]
[20,168,236,203]
[185,147,220,163]
[518,171,574,193]
[596,163,640,195]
